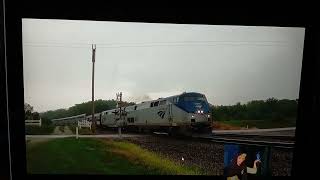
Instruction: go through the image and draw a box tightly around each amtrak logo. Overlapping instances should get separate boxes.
[157,110,166,119]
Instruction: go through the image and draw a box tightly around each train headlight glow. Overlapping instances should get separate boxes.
[191,115,194,118]
[197,110,201,113]
[207,114,210,118]
[200,110,203,113]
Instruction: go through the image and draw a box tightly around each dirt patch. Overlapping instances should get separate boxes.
[63,126,73,135]
[212,121,242,130]
[52,126,74,135]
[52,126,63,135]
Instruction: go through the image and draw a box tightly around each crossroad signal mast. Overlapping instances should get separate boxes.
[116,92,122,116]
[91,44,96,134]
[116,92,123,137]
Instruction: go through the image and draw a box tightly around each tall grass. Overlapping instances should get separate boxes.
[27,137,204,175]
[100,139,205,175]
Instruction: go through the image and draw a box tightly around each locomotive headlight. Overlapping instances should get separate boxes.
[207,114,210,118]
[191,115,194,118]
[200,110,203,113]
[197,110,201,113]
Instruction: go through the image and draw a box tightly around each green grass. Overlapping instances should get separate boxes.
[25,125,55,135]
[219,119,296,129]
[101,139,204,175]
[27,138,202,175]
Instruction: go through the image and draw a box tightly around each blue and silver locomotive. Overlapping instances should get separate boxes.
[100,92,212,135]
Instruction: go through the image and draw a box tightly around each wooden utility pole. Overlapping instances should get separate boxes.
[91,44,96,134]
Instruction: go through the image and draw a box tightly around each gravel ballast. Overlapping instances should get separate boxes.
[123,135,293,176]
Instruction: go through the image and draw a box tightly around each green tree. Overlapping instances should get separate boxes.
[24,103,33,119]
[40,99,135,120]
[32,112,40,120]
[211,98,298,121]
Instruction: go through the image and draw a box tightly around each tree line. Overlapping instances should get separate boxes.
[26,97,298,125]
[211,98,298,121]
[39,99,135,121]
[24,103,40,120]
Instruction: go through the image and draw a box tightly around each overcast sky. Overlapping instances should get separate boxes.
[22,19,305,112]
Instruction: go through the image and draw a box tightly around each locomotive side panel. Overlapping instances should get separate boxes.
[129,104,170,127]
[168,104,188,125]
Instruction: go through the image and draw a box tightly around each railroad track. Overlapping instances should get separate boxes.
[205,136,294,149]
[97,127,295,149]
[152,131,295,149]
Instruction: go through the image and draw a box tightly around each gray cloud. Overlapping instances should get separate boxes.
[22,19,305,112]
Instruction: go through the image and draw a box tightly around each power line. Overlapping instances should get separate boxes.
[23,41,292,49]
[23,44,90,48]
[23,40,290,46]
[24,40,290,43]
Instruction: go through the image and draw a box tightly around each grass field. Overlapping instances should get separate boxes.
[26,138,203,175]
[217,119,296,129]
[25,125,55,135]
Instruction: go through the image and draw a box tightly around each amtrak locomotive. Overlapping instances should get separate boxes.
[100,92,212,135]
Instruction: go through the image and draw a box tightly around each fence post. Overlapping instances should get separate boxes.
[76,127,78,139]
[118,126,122,138]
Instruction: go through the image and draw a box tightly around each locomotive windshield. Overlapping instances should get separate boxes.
[183,96,206,101]
[176,93,210,113]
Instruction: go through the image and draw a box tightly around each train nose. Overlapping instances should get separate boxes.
[189,114,211,131]
[190,113,209,123]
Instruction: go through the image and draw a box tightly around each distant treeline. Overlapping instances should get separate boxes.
[212,98,298,121]
[40,99,135,121]
[34,97,297,124]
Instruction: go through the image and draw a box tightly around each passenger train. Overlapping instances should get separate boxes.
[99,92,213,135]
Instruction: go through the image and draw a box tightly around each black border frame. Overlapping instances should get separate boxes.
[1,0,10,179]
[3,4,320,180]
